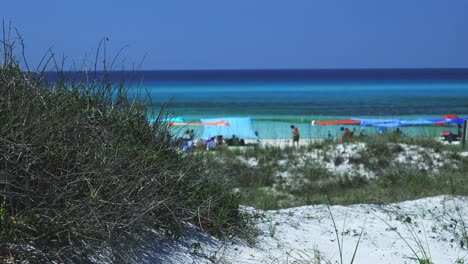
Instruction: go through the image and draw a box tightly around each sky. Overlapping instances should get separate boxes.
[1,0,468,70]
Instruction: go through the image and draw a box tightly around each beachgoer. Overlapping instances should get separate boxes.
[206,137,217,150]
[182,129,191,140]
[195,139,206,149]
[216,135,224,146]
[239,138,245,146]
[394,128,403,136]
[189,129,195,140]
[182,140,192,152]
[342,128,352,142]
[255,131,260,142]
[181,129,192,151]
[291,125,300,146]
[231,135,239,146]
[326,130,333,142]
[344,128,351,137]
[447,124,462,143]
[358,128,365,137]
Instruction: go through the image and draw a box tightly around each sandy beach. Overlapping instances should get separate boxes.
[132,195,468,263]
[244,137,458,148]
[133,139,468,263]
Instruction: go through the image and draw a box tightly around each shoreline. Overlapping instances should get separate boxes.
[243,136,459,148]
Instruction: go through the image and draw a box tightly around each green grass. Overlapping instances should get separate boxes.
[217,134,468,210]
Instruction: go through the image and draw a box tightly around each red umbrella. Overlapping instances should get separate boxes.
[435,114,460,126]
[442,114,459,119]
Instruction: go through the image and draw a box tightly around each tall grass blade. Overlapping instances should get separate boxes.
[326,202,343,264]
[350,218,366,264]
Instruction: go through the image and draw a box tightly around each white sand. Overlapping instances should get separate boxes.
[131,196,468,263]
[126,141,468,263]
[246,137,464,148]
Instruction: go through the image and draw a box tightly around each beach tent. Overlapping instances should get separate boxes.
[355,118,462,128]
[200,117,258,139]
[313,116,468,128]
[350,118,399,127]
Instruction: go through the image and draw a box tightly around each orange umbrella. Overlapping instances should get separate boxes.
[167,120,230,128]
[311,119,361,126]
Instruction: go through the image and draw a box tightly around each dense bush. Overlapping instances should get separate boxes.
[0,41,243,262]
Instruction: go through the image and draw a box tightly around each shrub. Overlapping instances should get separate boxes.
[0,37,244,262]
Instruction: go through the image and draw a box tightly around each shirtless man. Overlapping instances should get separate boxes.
[290,125,300,147]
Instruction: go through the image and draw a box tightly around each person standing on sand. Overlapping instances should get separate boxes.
[290,125,300,147]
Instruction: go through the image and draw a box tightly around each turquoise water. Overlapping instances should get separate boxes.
[138,69,468,139]
[147,82,468,118]
[50,69,468,139]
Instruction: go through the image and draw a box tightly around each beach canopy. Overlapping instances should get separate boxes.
[373,117,468,128]
[350,118,398,127]
[311,119,361,126]
[312,115,468,128]
[201,117,258,139]
[429,116,468,126]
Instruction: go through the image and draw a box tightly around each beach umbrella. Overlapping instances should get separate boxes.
[442,114,459,119]
[434,115,461,126]
[311,119,361,126]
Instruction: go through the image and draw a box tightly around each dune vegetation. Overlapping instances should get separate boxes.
[0,35,246,262]
[216,135,468,210]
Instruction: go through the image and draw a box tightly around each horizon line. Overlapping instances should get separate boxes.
[53,67,468,72]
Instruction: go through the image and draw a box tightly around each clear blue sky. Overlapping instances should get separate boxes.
[2,0,468,70]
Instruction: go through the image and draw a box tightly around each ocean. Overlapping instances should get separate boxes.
[52,69,468,139]
[138,69,468,139]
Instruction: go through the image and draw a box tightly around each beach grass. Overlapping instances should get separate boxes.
[0,35,248,262]
[216,134,468,210]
